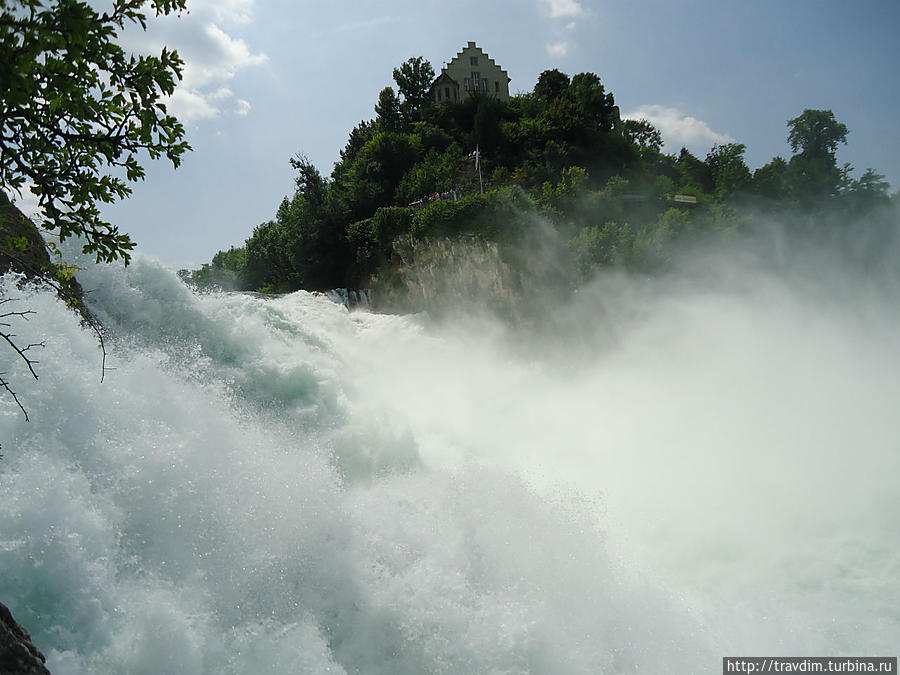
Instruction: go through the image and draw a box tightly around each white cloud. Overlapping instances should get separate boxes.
[162,22,267,120]
[546,41,569,58]
[183,24,267,88]
[541,1,582,60]
[541,0,583,18]
[185,0,255,25]
[167,87,220,120]
[117,3,267,121]
[234,99,252,116]
[623,105,734,153]
[210,87,236,102]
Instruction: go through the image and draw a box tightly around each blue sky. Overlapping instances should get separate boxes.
[88,0,900,268]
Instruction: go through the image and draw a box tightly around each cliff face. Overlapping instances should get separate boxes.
[0,191,86,315]
[0,192,53,277]
[366,217,577,321]
[0,602,51,675]
[370,234,520,316]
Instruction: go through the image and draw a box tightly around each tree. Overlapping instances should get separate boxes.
[374,87,403,133]
[282,155,351,290]
[1,0,190,263]
[751,156,789,201]
[0,0,190,418]
[785,110,849,200]
[568,72,617,132]
[289,153,328,208]
[787,109,848,162]
[191,245,246,290]
[534,69,570,102]
[340,120,375,164]
[331,119,374,187]
[472,96,505,155]
[622,119,663,152]
[243,218,291,292]
[339,131,419,221]
[705,143,750,198]
[392,56,434,123]
[842,168,891,213]
[676,147,713,194]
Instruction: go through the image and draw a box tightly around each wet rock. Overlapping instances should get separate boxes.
[0,602,51,675]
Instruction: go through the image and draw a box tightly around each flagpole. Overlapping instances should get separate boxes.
[476,144,483,194]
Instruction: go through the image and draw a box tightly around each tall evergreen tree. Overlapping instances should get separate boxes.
[375,87,404,132]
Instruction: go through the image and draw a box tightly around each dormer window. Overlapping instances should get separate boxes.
[470,56,478,66]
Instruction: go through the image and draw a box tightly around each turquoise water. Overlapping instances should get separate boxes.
[1,249,898,673]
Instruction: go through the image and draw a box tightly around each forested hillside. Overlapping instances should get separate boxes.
[192,58,897,298]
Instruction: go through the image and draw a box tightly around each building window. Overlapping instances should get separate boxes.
[495,81,499,93]
[445,87,450,99]
[437,89,442,101]
[466,73,488,93]
[470,56,478,66]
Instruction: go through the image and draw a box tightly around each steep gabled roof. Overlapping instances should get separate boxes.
[445,42,510,83]
[430,71,459,92]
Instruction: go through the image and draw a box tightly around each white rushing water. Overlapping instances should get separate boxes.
[1,244,898,673]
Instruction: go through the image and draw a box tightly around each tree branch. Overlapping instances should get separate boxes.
[0,372,30,422]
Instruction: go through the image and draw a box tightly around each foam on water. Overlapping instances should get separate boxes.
[1,247,898,673]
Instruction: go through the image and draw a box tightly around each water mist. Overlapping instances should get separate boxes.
[1,234,897,673]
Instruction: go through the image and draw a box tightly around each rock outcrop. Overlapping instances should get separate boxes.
[0,191,86,313]
[371,233,519,315]
[0,602,51,675]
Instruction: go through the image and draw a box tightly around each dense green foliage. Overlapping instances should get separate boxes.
[1,0,190,263]
[195,56,896,296]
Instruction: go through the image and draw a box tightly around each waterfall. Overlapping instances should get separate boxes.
[1,244,898,673]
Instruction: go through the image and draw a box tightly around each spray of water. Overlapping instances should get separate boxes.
[1,235,898,673]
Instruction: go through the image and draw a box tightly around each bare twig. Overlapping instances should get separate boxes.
[0,372,31,422]
[1,251,108,418]
[0,296,42,421]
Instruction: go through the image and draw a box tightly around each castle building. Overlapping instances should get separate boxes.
[430,41,510,104]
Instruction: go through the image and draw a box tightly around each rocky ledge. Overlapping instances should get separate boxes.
[0,602,51,675]
[0,191,86,314]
